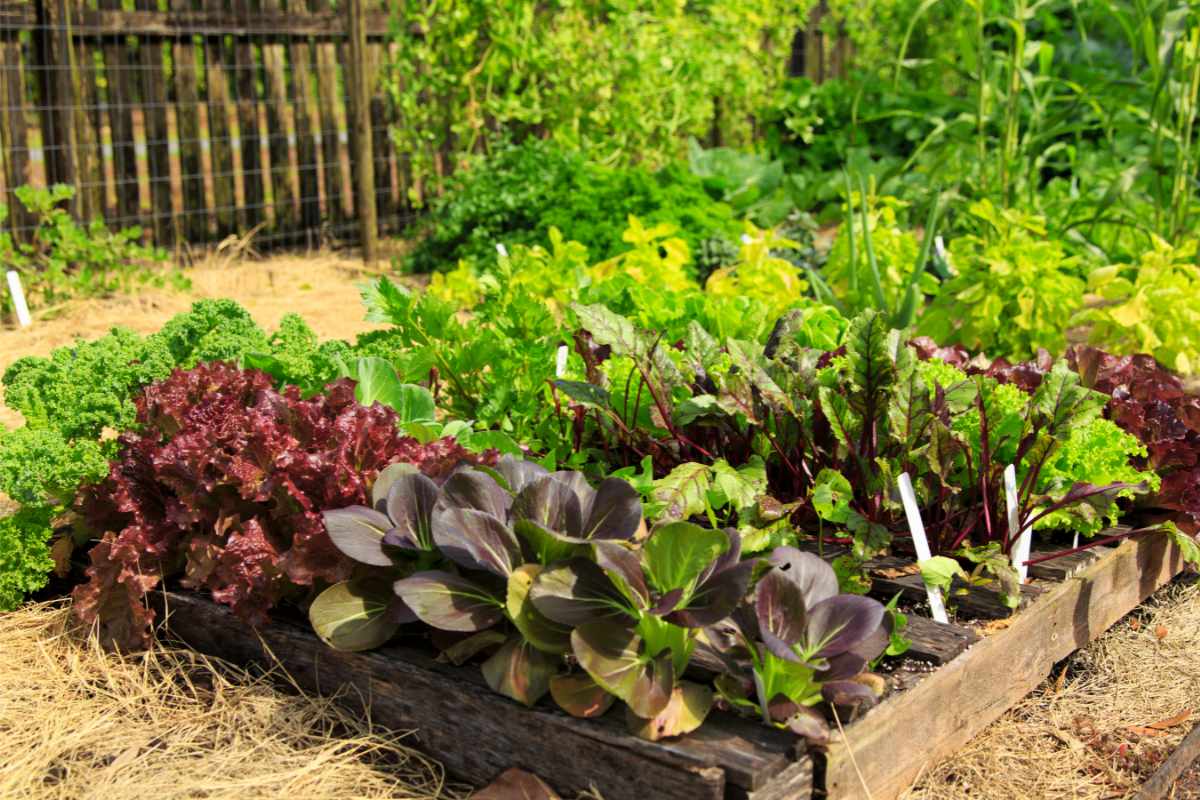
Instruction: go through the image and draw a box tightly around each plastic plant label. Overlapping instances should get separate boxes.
[556,345,568,378]
[1004,465,1032,583]
[897,473,949,624]
[6,271,30,327]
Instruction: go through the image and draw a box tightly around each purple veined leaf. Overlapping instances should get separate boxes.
[512,475,584,539]
[495,455,550,494]
[593,540,651,610]
[383,472,440,552]
[755,568,809,660]
[393,571,504,632]
[481,636,557,707]
[767,696,830,744]
[439,469,512,521]
[512,519,581,566]
[571,621,673,719]
[845,615,890,665]
[666,559,756,629]
[579,478,645,542]
[806,595,886,659]
[322,506,395,567]
[549,470,593,503]
[648,588,685,616]
[387,594,418,625]
[431,507,522,578]
[820,679,880,711]
[767,547,838,607]
[625,681,713,741]
[550,673,616,719]
[528,559,630,627]
[820,651,868,682]
[372,462,419,511]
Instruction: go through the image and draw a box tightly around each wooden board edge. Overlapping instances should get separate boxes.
[821,533,1185,800]
[1131,722,1200,800]
[155,590,737,800]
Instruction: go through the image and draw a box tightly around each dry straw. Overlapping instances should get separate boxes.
[905,577,1200,800]
[0,601,469,800]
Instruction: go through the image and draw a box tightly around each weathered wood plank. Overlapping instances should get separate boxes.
[1131,721,1200,800]
[64,7,395,38]
[0,39,34,235]
[823,533,1186,800]
[172,4,208,240]
[901,614,979,665]
[284,0,320,242]
[231,2,264,230]
[67,0,104,221]
[135,0,175,243]
[867,554,1044,620]
[1027,544,1110,582]
[200,0,235,237]
[346,0,376,262]
[311,0,346,226]
[258,0,296,240]
[98,0,141,228]
[158,591,809,800]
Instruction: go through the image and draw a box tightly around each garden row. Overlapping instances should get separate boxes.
[0,221,1196,793]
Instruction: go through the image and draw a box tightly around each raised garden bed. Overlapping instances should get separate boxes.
[156,530,1187,800]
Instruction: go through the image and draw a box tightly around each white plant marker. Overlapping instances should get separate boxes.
[897,473,949,624]
[6,270,31,328]
[495,243,508,258]
[555,345,569,379]
[1005,464,1032,583]
[934,235,947,261]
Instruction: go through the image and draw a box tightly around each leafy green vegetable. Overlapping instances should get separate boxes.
[0,506,56,612]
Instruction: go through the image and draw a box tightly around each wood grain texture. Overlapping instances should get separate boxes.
[901,615,979,665]
[157,591,809,800]
[824,533,1185,800]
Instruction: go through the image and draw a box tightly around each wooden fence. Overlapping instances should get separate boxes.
[0,0,849,258]
[0,0,407,252]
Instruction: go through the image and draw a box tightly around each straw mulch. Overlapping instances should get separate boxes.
[905,575,1200,799]
[0,601,468,800]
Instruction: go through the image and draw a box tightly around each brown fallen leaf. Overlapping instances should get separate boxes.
[981,617,1015,635]
[1146,709,1191,730]
[474,768,561,800]
[1126,726,1170,737]
[875,564,921,579]
[1126,709,1192,738]
[1155,624,1169,641]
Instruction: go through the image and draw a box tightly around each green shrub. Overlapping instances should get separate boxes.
[404,140,742,273]
[0,184,176,317]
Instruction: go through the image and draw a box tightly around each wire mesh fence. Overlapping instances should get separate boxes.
[0,0,414,253]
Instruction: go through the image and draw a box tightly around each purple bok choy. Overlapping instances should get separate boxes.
[529,522,756,740]
[378,457,646,706]
[706,547,889,744]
